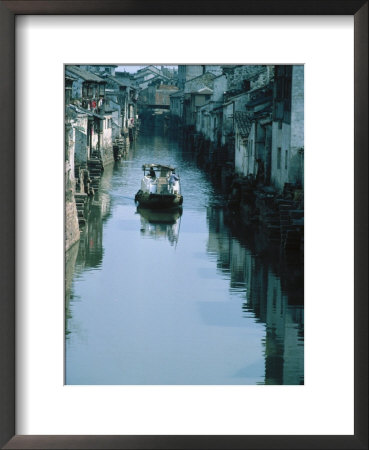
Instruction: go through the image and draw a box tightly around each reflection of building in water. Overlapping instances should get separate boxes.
[74,165,113,273]
[65,241,80,337]
[65,165,114,341]
[75,202,104,271]
[138,207,182,246]
[206,207,304,385]
[99,163,114,220]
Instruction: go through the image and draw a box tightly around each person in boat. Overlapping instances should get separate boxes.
[148,167,156,178]
[168,171,179,193]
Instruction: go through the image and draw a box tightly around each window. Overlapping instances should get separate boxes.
[277,147,281,169]
[65,88,71,105]
[243,80,251,91]
[285,150,288,170]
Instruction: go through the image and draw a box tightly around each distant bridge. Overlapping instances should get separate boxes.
[140,104,170,110]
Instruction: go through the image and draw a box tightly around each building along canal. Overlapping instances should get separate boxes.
[65,132,304,385]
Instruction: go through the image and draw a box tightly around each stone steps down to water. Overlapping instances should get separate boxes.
[74,192,88,228]
[113,137,129,161]
[278,203,304,251]
[260,198,303,251]
[87,157,103,193]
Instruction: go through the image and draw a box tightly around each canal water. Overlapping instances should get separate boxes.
[65,133,304,385]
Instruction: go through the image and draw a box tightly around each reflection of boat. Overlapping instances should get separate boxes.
[134,164,183,209]
[137,206,182,246]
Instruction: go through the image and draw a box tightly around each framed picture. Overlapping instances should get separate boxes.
[1,1,367,449]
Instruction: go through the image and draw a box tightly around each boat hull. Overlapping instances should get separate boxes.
[135,190,183,209]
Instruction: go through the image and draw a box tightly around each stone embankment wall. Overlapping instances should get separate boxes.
[65,196,80,250]
[65,127,80,251]
[100,145,115,167]
[65,237,79,305]
[184,131,303,254]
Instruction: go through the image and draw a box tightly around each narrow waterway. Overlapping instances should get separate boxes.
[65,133,304,385]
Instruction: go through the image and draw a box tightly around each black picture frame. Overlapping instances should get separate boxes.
[0,1,367,449]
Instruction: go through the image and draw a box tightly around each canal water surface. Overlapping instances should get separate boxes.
[65,133,304,385]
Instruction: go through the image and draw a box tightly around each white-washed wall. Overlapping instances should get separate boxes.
[102,116,113,150]
[222,103,234,145]
[289,66,304,188]
[170,97,182,117]
[212,75,227,103]
[248,123,257,177]
[74,115,88,165]
[65,71,83,99]
[271,65,304,191]
[235,131,248,175]
[271,122,291,191]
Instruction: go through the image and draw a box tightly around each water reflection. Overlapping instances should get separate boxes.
[65,133,304,385]
[206,207,304,385]
[65,164,115,340]
[137,207,182,246]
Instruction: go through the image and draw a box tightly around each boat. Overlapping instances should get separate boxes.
[134,164,183,209]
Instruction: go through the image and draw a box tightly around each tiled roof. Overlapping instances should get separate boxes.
[234,111,251,139]
[170,90,183,97]
[186,71,216,84]
[184,72,216,93]
[195,87,213,94]
[106,75,131,87]
[66,104,105,119]
[66,66,105,83]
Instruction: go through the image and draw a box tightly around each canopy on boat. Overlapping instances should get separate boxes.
[142,163,175,171]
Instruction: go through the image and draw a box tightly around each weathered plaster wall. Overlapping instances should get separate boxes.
[65,123,75,177]
[100,117,114,166]
[65,126,80,250]
[247,123,257,177]
[178,65,204,88]
[222,102,234,145]
[65,69,83,100]
[222,93,249,146]
[234,132,248,175]
[271,65,304,191]
[170,96,182,117]
[111,110,120,140]
[102,122,112,149]
[271,122,291,191]
[74,116,88,165]
[289,66,304,188]
[197,103,213,140]
[65,198,80,250]
[212,75,227,103]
